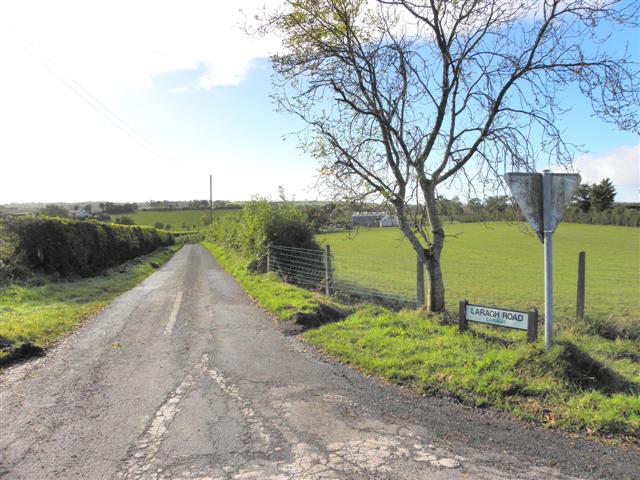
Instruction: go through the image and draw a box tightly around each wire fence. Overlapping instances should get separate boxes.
[266,242,640,322]
[267,244,326,291]
[267,243,418,308]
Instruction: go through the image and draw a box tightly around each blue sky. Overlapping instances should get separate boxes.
[1,0,638,204]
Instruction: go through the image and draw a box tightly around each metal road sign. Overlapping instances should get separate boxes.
[458,300,538,342]
[504,172,580,242]
[504,170,581,350]
[465,304,528,330]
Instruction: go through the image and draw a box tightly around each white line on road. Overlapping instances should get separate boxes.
[164,291,183,336]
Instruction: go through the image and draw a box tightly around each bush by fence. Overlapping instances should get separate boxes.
[206,199,320,259]
[205,199,326,288]
[7,217,174,277]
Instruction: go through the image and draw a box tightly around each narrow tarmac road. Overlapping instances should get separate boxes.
[1,245,638,480]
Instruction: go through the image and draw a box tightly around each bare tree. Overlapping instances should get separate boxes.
[257,0,639,311]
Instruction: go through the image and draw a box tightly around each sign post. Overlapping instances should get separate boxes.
[505,170,580,350]
[542,171,554,349]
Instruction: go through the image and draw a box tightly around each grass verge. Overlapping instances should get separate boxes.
[203,241,640,445]
[0,246,180,365]
[202,242,346,323]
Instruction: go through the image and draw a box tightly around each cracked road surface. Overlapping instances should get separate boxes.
[1,245,638,479]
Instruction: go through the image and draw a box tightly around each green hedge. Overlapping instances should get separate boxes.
[206,198,320,258]
[7,217,174,277]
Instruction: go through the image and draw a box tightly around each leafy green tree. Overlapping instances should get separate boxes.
[437,197,464,217]
[102,202,138,214]
[591,178,616,211]
[485,196,509,215]
[257,0,639,311]
[573,184,593,212]
[40,204,69,218]
[467,198,483,217]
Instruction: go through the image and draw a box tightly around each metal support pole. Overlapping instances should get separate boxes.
[459,300,468,332]
[543,170,554,350]
[324,245,332,296]
[576,251,586,321]
[527,308,538,343]
[416,257,425,307]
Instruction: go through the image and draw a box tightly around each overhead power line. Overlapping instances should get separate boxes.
[7,23,173,163]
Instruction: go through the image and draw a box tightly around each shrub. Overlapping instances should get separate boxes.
[205,198,325,285]
[154,222,165,229]
[207,198,319,257]
[175,232,205,245]
[0,220,22,284]
[7,217,174,277]
[39,204,69,218]
[115,216,135,225]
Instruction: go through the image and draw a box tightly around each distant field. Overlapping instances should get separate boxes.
[317,222,640,324]
[126,209,239,230]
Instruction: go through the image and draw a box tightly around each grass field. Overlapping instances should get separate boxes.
[317,222,640,329]
[127,209,239,229]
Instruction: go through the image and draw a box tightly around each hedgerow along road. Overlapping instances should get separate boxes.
[1,244,638,479]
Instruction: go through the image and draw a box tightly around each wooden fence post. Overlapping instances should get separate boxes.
[576,251,586,321]
[528,308,538,343]
[416,256,425,307]
[324,244,332,296]
[459,300,468,332]
[266,245,271,272]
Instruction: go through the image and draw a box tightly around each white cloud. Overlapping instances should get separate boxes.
[574,145,639,188]
[1,1,282,97]
[573,145,640,202]
[0,1,300,204]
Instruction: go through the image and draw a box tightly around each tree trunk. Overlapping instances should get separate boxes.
[392,187,446,312]
[423,182,446,312]
[425,254,445,312]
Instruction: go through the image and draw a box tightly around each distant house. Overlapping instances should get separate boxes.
[352,211,399,227]
[379,215,399,227]
[352,212,385,227]
[72,209,92,220]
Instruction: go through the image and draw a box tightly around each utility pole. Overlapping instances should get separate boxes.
[209,174,213,226]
